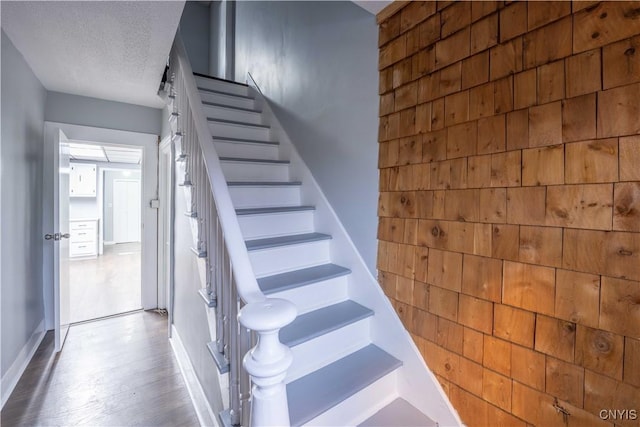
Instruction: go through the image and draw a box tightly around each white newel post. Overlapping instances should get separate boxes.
[239,298,297,427]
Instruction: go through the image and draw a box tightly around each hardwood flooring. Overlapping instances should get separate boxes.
[70,242,142,323]
[1,311,199,427]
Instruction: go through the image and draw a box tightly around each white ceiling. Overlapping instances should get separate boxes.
[1,1,185,108]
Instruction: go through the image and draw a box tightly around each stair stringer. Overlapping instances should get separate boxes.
[174,138,231,411]
[246,80,463,427]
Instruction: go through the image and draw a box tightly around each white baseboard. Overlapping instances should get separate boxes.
[1,319,46,409]
[169,325,219,427]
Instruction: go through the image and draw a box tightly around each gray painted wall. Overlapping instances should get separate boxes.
[45,91,162,135]
[180,1,210,75]
[173,174,224,415]
[234,1,379,272]
[1,31,47,376]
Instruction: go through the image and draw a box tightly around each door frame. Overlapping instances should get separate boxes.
[158,135,174,314]
[100,165,142,251]
[113,178,142,244]
[54,128,71,351]
[43,122,159,329]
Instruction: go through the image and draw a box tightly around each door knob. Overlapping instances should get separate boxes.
[44,233,67,241]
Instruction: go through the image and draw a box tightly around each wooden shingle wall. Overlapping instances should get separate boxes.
[376,2,640,426]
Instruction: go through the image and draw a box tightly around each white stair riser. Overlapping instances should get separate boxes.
[238,211,314,240]
[229,186,300,209]
[307,372,399,427]
[266,275,349,315]
[214,141,280,160]
[221,162,290,182]
[194,76,250,97]
[286,320,370,384]
[199,91,256,110]
[208,121,270,141]
[202,104,263,125]
[250,240,331,277]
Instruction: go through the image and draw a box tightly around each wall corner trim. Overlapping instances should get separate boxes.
[376,1,409,23]
[169,325,220,427]
[1,320,46,409]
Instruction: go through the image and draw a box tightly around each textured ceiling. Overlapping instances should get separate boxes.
[1,1,185,108]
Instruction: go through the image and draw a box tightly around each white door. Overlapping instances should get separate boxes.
[113,179,141,243]
[53,129,71,352]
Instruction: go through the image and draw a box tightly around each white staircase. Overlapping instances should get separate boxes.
[180,72,461,427]
[168,31,461,424]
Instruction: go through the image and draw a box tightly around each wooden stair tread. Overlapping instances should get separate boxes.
[219,157,289,164]
[207,118,269,129]
[227,181,300,187]
[212,136,279,145]
[236,206,315,215]
[287,344,402,427]
[245,232,331,251]
[197,86,254,99]
[359,398,437,427]
[280,300,372,347]
[258,263,350,294]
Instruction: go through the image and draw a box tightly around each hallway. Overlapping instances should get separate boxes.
[70,242,142,323]
[1,312,199,426]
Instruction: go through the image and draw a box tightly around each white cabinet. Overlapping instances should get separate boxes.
[70,163,97,197]
[69,219,98,258]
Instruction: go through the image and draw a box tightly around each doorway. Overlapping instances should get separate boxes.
[66,142,144,323]
[44,122,160,338]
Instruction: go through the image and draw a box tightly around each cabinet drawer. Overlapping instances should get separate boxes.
[70,242,95,256]
[70,221,96,231]
[71,229,95,243]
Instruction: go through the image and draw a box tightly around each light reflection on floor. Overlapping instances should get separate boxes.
[69,242,142,323]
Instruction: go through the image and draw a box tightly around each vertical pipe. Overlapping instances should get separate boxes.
[224,0,236,80]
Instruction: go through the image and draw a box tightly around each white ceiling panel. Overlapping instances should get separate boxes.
[1,1,185,108]
[69,143,106,162]
[69,142,141,164]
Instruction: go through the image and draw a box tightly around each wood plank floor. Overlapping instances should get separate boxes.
[1,311,200,427]
[70,242,142,323]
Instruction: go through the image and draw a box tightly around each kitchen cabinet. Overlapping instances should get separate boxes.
[70,163,97,197]
[69,219,98,258]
